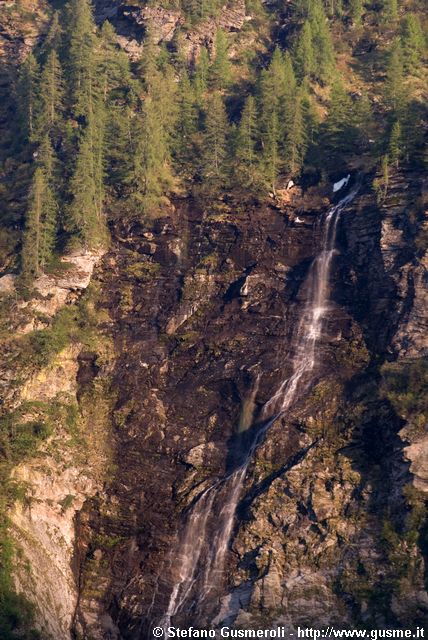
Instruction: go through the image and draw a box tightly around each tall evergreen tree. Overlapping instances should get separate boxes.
[126,95,175,217]
[37,50,64,140]
[262,110,280,193]
[40,11,62,61]
[175,70,197,168]
[67,124,103,245]
[201,93,228,186]
[210,30,232,90]
[401,14,425,72]
[17,53,40,142]
[388,120,402,167]
[194,47,210,105]
[65,0,98,118]
[22,137,58,276]
[309,0,335,82]
[323,79,355,160]
[295,22,315,81]
[284,89,307,175]
[234,95,259,188]
[385,39,406,117]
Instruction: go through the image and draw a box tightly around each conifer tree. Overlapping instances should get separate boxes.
[323,79,355,160]
[234,95,259,188]
[99,21,133,100]
[385,39,405,117]
[175,70,197,168]
[194,47,210,105]
[352,91,372,149]
[401,14,425,72]
[40,11,62,60]
[309,0,335,82]
[388,120,402,167]
[201,93,228,186]
[37,50,64,139]
[262,110,280,193]
[126,93,175,217]
[65,0,98,118]
[22,137,58,276]
[67,125,102,246]
[17,53,40,142]
[295,21,315,81]
[284,89,306,175]
[210,30,232,90]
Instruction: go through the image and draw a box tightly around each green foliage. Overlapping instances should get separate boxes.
[201,92,229,190]
[381,358,428,425]
[401,14,425,73]
[321,79,356,163]
[193,47,210,105]
[234,95,260,189]
[388,120,402,167]
[210,30,232,90]
[384,39,406,118]
[381,0,398,23]
[16,53,40,143]
[36,50,64,141]
[295,21,315,81]
[308,0,335,82]
[348,0,363,26]
[22,137,58,278]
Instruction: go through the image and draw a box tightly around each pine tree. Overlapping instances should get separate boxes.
[323,79,355,160]
[40,11,62,60]
[17,53,40,142]
[401,14,425,72]
[99,21,133,100]
[194,47,210,104]
[234,95,259,188]
[309,0,335,82]
[262,110,280,193]
[65,0,98,119]
[295,21,315,81]
[126,94,175,217]
[175,70,197,168]
[138,30,159,93]
[210,30,232,90]
[22,137,58,277]
[67,125,101,246]
[388,120,402,167]
[385,39,405,117]
[284,89,306,175]
[201,93,228,185]
[352,91,372,149]
[37,50,64,139]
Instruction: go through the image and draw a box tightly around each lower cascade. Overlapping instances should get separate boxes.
[152,183,360,633]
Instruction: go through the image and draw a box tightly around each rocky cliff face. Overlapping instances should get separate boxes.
[1,166,427,639]
[62,171,427,637]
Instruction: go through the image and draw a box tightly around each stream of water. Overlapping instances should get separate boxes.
[153,184,359,633]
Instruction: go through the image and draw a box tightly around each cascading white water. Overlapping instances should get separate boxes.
[155,184,359,632]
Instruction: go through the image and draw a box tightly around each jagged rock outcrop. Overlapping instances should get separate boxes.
[94,0,249,62]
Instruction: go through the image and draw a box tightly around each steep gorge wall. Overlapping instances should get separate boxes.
[67,171,428,637]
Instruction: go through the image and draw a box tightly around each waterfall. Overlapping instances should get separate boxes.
[153,184,359,633]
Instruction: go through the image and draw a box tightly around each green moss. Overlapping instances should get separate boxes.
[126,261,160,280]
